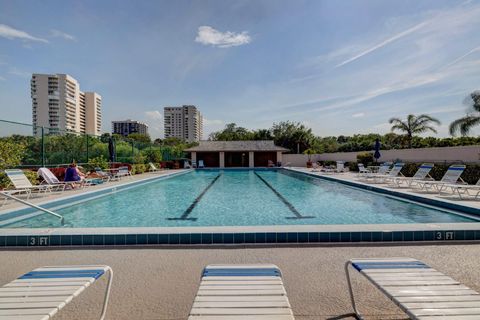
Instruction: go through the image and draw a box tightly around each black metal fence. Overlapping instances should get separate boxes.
[0,119,183,168]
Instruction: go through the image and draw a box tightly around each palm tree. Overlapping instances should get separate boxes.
[449,91,480,136]
[389,114,441,148]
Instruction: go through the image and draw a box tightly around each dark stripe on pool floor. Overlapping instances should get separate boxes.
[167,173,222,221]
[254,172,314,219]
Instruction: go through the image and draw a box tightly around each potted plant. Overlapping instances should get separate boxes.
[303,148,315,168]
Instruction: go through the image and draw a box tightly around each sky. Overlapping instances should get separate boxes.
[1,0,480,139]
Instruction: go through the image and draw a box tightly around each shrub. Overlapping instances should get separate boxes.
[24,170,39,185]
[142,149,162,164]
[399,163,418,177]
[0,172,10,189]
[356,152,374,165]
[132,164,146,174]
[348,162,358,172]
[88,155,109,170]
[133,153,146,165]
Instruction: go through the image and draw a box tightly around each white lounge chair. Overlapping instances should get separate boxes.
[311,162,321,172]
[188,264,294,320]
[0,265,113,320]
[113,166,132,179]
[198,160,205,168]
[360,163,404,184]
[345,257,480,320]
[191,160,197,168]
[95,167,115,182]
[357,163,371,176]
[359,162,391,179]
[4,169,51,199]
[149,162,161,172]
[335,161,345,173]
[412,164,466,193]
[439,178,480,200]
[37,167,69,191]
[387,163,434,188]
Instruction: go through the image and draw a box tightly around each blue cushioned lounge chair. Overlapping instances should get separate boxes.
[188,264,295,319]
[345,257,480,320]
[0,265,113,320]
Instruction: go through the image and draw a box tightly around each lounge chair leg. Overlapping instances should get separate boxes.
[100,266,114,320]
[345,261,363,320]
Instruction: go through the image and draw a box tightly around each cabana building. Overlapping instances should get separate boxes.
[184,140,289,168]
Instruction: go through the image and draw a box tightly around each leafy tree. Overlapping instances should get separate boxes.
[389,114,441,148]
[142,148,162,163]
[209,123,253,141]
[161,137,184,146]
[252,129,273,140]
[449,90,480,136]
[271,121,316,153]
[100,133,111,143]
[127,133,151,144]
[0,139,26,170]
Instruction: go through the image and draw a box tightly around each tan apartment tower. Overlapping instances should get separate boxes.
[31,74,102,135]
[164,105,203,142]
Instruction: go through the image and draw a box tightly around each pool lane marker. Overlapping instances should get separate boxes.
[167,173,222,221]
[254,172,314,219]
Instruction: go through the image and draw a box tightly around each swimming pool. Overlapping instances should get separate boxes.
[4,169,477,229]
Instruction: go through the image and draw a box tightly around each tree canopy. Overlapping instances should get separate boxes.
[389,114,441,148]
[449,90,480,136]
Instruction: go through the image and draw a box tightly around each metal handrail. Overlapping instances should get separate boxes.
[0,192,64,225]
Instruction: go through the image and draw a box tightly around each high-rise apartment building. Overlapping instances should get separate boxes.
[112,119,149,136]
[164,105,203,142]
[31,73,102,135]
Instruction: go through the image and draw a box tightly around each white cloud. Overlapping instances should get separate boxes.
[143,110,163,139]
[50,29,76,41]
[0,24,48,43]
[204,118,224,126]
[145,110,162,121]
[352,112,365,118]
[195,26,251,48]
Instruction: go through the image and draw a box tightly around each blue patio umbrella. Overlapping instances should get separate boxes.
[374,138,381,162]
[108,137,116,163]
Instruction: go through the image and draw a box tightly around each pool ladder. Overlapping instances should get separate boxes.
[0,192,65,225]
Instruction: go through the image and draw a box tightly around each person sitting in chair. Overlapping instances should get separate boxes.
[64,162,86,188]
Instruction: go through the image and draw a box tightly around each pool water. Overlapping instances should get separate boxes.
[4,169,477,228]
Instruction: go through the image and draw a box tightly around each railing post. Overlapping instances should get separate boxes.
[41,126,45,167]
[86,134,89,163]
[131,141,134,163]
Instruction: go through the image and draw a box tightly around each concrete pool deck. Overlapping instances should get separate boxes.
[1,243,479,319]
